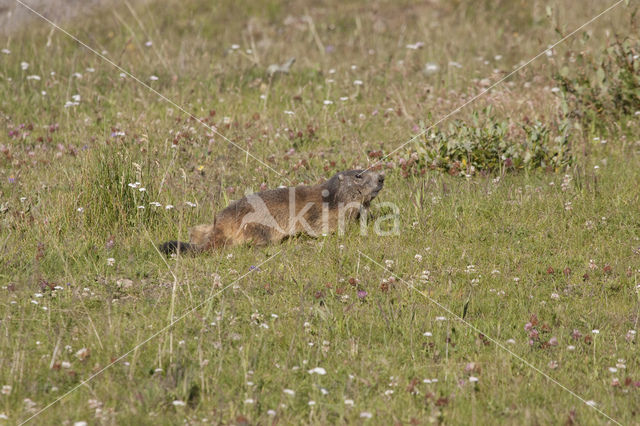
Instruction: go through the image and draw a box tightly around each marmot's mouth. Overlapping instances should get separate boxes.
[369,184,384,199]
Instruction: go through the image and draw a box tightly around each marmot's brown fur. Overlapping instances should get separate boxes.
[160,169,384,254]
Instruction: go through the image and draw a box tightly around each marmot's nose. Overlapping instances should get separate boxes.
[378,174,385,184]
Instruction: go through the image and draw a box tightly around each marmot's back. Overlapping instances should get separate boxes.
[160,169,384,254]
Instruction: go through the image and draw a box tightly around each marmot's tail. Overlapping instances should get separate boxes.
[159,240,196,255]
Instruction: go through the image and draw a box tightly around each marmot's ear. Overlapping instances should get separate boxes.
[338,174,344,181]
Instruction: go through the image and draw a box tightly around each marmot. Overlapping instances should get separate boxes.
[160,169,385,254]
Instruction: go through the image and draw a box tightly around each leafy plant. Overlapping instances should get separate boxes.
[411,110,573,175]
[555,35,640,130]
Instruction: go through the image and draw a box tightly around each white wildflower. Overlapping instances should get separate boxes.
[308,367,326,375]
[424,63,439,74]
[406,42,424,50]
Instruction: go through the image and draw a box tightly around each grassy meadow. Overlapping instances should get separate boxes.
[1,0,640,424]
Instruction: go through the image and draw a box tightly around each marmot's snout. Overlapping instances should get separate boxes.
[364,170,385,201]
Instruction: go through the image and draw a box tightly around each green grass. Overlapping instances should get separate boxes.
[1,0,640,424]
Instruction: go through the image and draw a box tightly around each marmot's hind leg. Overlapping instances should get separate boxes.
[205,226,234,250]
[191,222,234,250]
[190,224,215,249]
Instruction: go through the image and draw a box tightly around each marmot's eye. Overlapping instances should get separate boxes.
[355,174,363,179]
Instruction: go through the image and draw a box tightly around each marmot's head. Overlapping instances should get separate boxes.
[324,169,385,206]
